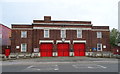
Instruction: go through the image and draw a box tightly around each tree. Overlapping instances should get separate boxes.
[110,28,119,47]
[116,32,120,45]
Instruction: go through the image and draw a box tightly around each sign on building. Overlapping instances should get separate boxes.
[34,48,39,52]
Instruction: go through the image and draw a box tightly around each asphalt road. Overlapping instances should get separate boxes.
[1,57,119,72]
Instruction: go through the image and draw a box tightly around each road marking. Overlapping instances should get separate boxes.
[55,65,58,66]
[25,64,59,71]
[54,68,59,70]
[72,64,107,69]
[93,61,118,63]
[88,66,93,69]
[97,65,107,69]
[27,66,33,68]
[36,69,41,70]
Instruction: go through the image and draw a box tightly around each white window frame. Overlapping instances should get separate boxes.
[44,29,49,38]
[77,30,82,38]
[97,32,102,38]
[61,29,66,38]
[97,43,102,51]
[21,43,27,52]
[21,31,27,38]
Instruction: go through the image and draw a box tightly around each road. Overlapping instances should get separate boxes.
[1,57,119,72]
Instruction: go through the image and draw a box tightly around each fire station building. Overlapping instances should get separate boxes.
[11,16,110,57]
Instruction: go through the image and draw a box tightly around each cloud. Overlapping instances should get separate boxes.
[1,0,120,29]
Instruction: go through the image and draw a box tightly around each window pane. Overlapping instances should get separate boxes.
[21,43,27,52]
[77,30,82,38]
[61,30,66,38]
[21,31,27,38]
[44,30,49,38]
[97,43,102,51]
[97,32,102,38]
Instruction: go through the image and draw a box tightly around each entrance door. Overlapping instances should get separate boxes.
[40,43,53,57]
[57,43,69,56]
[74,43,85,56]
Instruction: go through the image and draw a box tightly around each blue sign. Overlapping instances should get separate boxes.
[92,48,97,51]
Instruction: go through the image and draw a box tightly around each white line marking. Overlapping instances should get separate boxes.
[36,69,41,70]
[27,66,33,68]
[88,66,93,69]
[54,68,59,70]
[55,65,58,66]
[97,65,107,69]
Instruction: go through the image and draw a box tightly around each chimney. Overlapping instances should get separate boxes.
[44,16,51,22]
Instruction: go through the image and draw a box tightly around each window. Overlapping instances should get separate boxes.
[44,29,49,38]
[21,43,27,52]
[77,30,82,38]
[61,30,66,38]
[97,32,102,38]
[97,43,102,51]
[21,31,27,38]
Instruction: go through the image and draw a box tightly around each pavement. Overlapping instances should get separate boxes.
[0,57,119,72]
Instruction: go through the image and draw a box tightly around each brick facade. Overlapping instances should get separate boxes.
[11,16,110,56]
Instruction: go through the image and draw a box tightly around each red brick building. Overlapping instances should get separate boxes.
[0,24,11,54]
[11,16,110,57]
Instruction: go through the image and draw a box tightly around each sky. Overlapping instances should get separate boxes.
[0,0,119,30]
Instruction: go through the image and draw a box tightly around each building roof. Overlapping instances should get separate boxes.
[0,24,11,30]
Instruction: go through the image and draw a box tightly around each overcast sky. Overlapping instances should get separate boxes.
[0,0,119,30]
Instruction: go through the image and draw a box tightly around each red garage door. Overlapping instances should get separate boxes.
[40,43,53,57]
[57,43,69,56]
[74,43,85,56]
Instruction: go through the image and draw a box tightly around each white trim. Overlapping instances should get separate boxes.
[12,28,33,30]
[56,40,70,44]
[92,29,109,31]
[33,27,91,30]
[39,40,54,44]
[32,23,92,25]
[73,40,86,44]
[12,27,109,31]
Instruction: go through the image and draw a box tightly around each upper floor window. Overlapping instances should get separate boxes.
[61,30,66,38]
[21,43,27,52]
[77,30,82,38]
[97,32,102,38]
[21,31,27,38]
[97,43,102,51]
[44,29,49,38]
